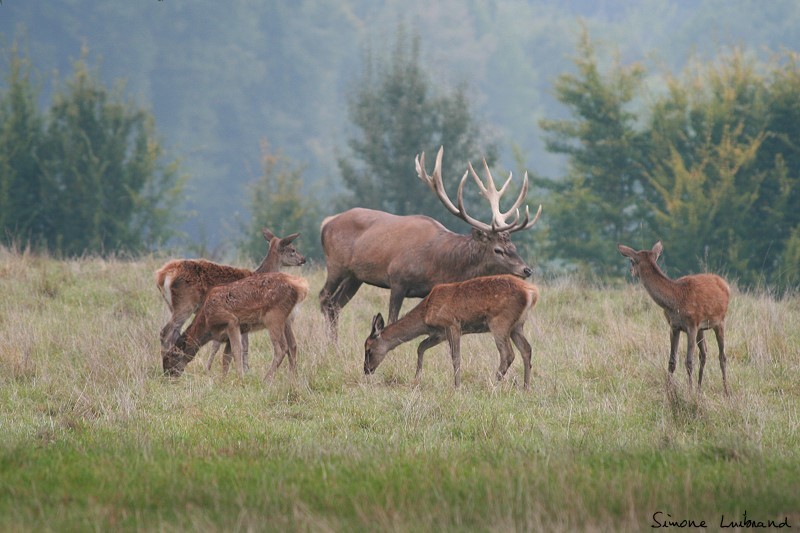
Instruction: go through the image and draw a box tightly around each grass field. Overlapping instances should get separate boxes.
[0,249,798,531]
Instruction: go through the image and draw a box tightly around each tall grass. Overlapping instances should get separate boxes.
[0,248,798,531]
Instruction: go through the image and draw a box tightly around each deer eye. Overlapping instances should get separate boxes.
[494,248,504,255]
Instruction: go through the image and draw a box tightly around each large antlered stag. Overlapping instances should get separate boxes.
[319,147,541,339]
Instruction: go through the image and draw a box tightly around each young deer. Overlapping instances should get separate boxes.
[364,274,539,389]
[617,241,730,395]
[162,272,310,379]
[155,228,305,370]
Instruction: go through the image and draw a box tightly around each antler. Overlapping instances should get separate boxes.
[415,146,541,234]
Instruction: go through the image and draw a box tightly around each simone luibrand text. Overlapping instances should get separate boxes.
[651,511,791,528]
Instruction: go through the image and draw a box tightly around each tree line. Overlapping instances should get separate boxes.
[2,31,798,289]
[0,45,183,256]
[537,30,800,288]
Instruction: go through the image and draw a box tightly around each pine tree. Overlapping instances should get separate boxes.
[339,27,497,230]
[538,28,647,276]
[0,45,45,244]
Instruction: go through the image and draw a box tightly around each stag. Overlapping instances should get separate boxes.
[617,241,731,395]
[162,272,309,379]
[364,275,539,389]
[155,229,305,370]
[320,147,541,339]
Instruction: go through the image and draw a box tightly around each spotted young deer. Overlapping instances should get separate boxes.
[320,147,541,340]
[155,228,305,370]
[617,241,731,395]
[162,272,309,379]
[364,274,539,389]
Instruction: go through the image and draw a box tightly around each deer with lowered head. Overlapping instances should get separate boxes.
[320,147,541,341]
[617,241,731,395]
[364,274,539,389]
[155,228,305,370]
[162,271,309,379]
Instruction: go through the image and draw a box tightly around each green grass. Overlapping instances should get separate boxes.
[0,249,798,531]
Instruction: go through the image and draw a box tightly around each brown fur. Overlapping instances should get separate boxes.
[618,241,731,394]
[163,272,310,379]
[364,275,539,389]
[155,229,305,369]
[319,148,543,341]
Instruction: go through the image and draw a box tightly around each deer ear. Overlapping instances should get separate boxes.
[617,244,635,258]
[281,233,300,246]
[261,228,276,241]
[370,313,385,336]
[652,241,663,259]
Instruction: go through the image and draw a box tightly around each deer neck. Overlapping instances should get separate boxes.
[436,233,490,279]
[254,248,280,273]
[176,321,213,360]
[638,261,679,311]
[378,303,431,352]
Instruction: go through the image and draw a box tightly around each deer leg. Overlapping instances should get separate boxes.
[446,326,462,388]
[494,334,515,384]
[264,324,289,381]
[206,340,222,371]
[319,272,345,339]
[284,321,298,375]
[696,329,708,393]
[242,332,250,372]
[685,325,698,392]
[222,340,233,376]
[160,305,195,350]
[319,273,361,341]
[226,324,245,379]
[714,323,729,396]
[415,333,445,381]
[668,326,681,375]
[511,326,533,390]
[387,286,406,324]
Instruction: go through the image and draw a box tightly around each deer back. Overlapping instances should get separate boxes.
[423,275,538,331]
[672,273,730,322]
[156,259,252,309]
[200,272,309,333]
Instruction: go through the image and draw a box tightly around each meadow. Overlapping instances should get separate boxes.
[0,248,798,531]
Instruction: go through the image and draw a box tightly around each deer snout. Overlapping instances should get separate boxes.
[523,267,533,278]
[364,362,375,375]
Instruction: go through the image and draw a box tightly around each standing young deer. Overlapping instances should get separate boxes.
[617,241,730,395]
[162,272,309,379]
[364,275,539,389]
[155,228,305,370]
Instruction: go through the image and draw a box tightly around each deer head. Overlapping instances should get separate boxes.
[617,241,663,278]
[364,313,387,375]
[415,147,541,278]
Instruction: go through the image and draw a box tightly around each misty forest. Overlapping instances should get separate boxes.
[2,0,800,286]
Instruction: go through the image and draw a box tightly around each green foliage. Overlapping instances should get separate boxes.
[538,29,648,277]
[339,27,498,229]
[0,45,184,256]
[241,141,322,262]
[0,44,44,242]
[539,33,800,287]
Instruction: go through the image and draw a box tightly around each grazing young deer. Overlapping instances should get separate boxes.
[155,228,305,370]
[617,241,731,395]
[162,272,310,379]
[364,275,539,389]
